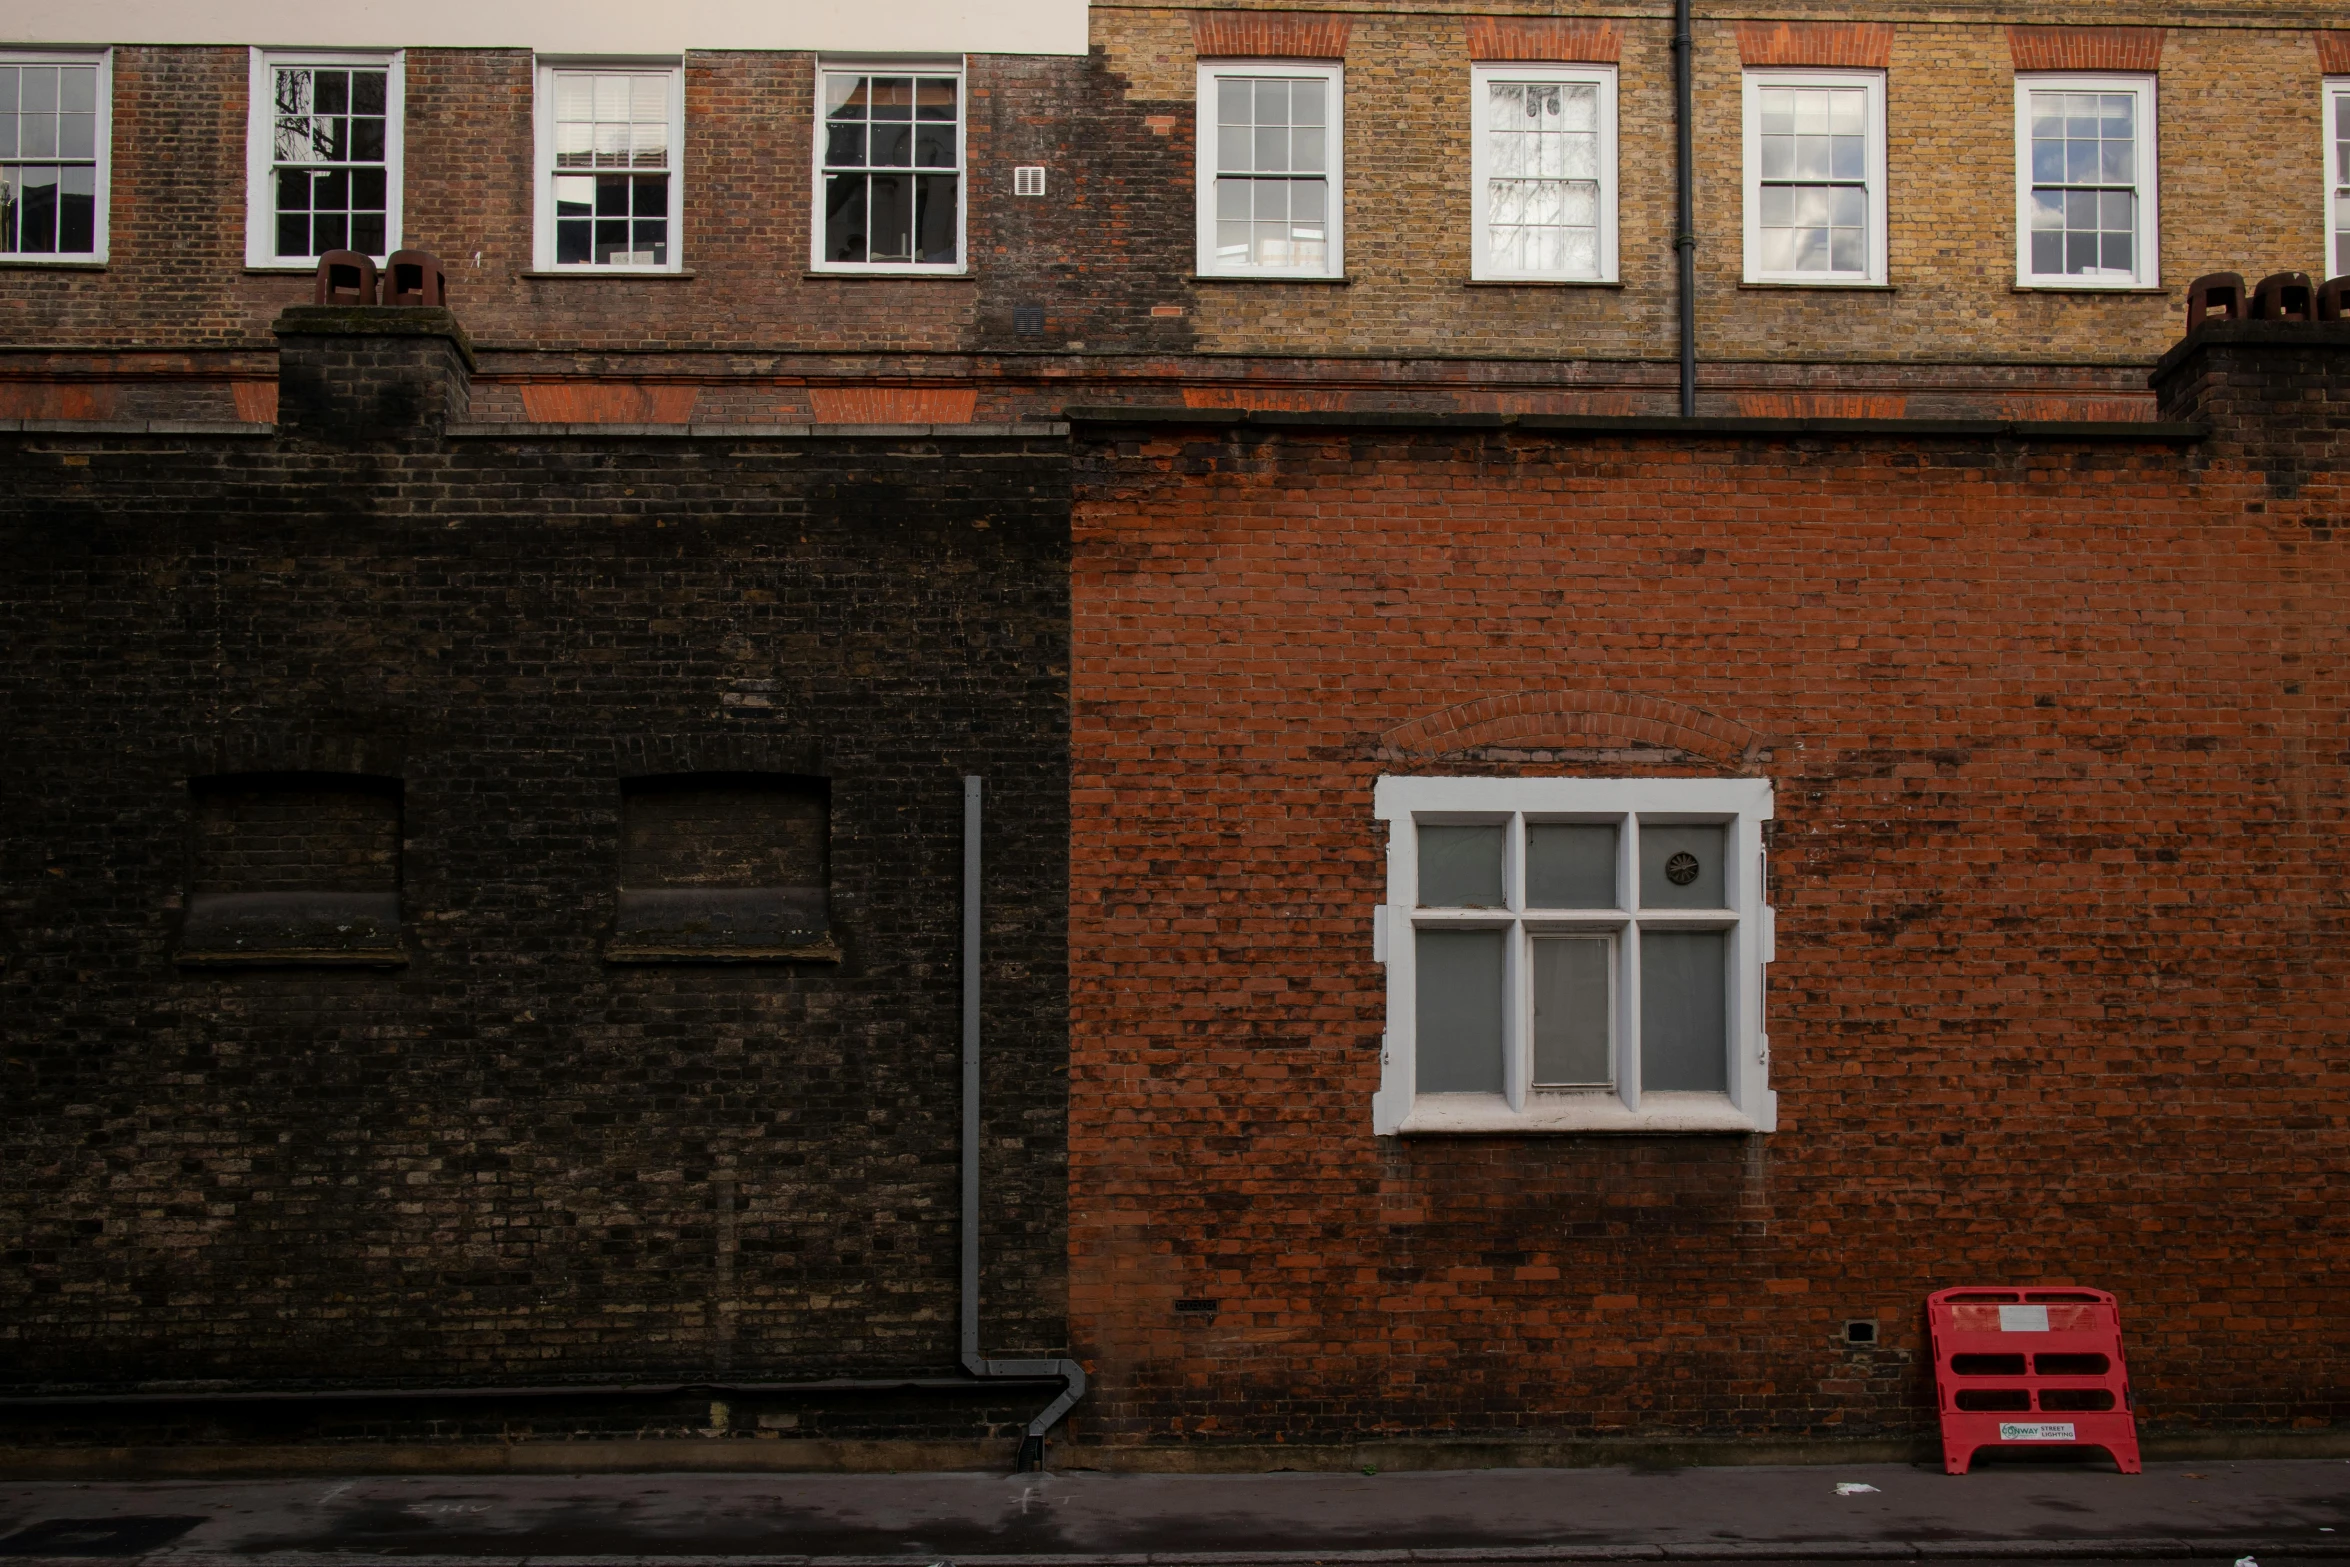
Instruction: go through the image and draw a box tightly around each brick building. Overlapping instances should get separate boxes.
[3,0,2350,1472]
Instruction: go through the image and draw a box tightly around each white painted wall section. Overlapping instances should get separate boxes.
[0,0,1086,57]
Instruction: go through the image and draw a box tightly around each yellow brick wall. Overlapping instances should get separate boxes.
[1095,4,2334,370]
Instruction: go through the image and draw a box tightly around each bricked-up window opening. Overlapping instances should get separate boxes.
[2014,75,2157,289]
[1195,61,1343,278]
[1741,69,1885,286]
[2326,84,2350,277]
[0,53,107,261]
[1372,777,1775,1137]
[608,774,839,962]
[244,51,400,271]
[535,62,682,273]
[815,64,963,272]
[1470,64,1616,283]
[178,773,404,966]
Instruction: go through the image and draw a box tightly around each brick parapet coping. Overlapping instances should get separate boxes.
[1061,407,2204,441]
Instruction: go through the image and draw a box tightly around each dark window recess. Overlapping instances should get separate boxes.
[1952,1388,2033,1412]
[2037,1387,2117,1411]
[178,773,404,966]
[608,773,838,962]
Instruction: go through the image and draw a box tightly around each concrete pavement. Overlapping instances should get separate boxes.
[2,1459,2349,1565]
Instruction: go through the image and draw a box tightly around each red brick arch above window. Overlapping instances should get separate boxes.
[1376,690,1768,769]
[1191,10,1352,59]
[2005,26,2164,73]
[2316,32,2350,75]
[1734,22,1893,69]
[1465,18,1621,64]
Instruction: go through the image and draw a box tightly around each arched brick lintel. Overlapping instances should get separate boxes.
[1378,690,1766,767]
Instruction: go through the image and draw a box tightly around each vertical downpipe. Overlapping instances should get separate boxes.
[1674,0,1697,416]
[960,776,1086,1472]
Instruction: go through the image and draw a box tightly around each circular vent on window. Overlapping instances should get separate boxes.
[1664,851,1701,886]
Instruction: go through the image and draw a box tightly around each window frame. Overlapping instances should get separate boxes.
[0,47,112,266]
[244,48,402,273]
[1371,775,1777,1137]
[2326,78,2349,281]
[1740,66,1886,287]
[2012,72,2158,291]
[1194,58,1345,280]
[808,54,968,276]
[1468,61,1617,283]
[532,56,686,276]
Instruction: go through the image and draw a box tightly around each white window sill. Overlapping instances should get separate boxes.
[1193,272,1351,285]
[0,257,105,269]
[2012,281,2163,293]
[520,269,696,280]
[1396,1089,1762,1136]
[804,268,972,280]
[1466,277,1623,288]
[1741,279,1893,291]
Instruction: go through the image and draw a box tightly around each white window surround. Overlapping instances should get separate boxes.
[1469,61,1616,283]
[1741,67,1885,286]
[245,49,402,272]
[809,55,968,275]
[0,48,110,264]
[2326,80,2349,280]
[532,57,685,275]
[1195,58,1344,279]
[2013,72,2158,290]
[1371,775,1777,1137]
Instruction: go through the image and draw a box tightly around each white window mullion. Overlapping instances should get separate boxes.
[1619,812,1643,1111]
[2326,82,2350,280]
[1742,67,1885,285]
[535,58,683,274]
[2014,73,2157,289]
[812,57,967,274]
[246,49,402,270]
[1374,780,1772,1137]
[1196,59,1344,279]
[1469,62,1616,283]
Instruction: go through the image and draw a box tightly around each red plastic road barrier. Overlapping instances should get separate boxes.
[1927,1286,2140,1476]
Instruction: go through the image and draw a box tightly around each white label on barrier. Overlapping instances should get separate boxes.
[1998,1304,2051,1332]
[1999,1422,2077,1442]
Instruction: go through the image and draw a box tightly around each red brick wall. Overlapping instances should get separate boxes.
[1064,340,2350,1447]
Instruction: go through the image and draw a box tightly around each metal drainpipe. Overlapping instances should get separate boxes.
[961,775,1086,1474]
[1674,0,1697,416]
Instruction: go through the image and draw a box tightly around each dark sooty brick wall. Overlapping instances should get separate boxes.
[0,421,1070,1442]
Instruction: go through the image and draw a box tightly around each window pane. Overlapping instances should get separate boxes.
[1639,823,1725,908]
[58,161,93,251]
[1525,822,1616,907]
[1532,935,1611,1086]
[1641,930,1726,1092]
[1416,928,1504,1093]
[824,172,866,262]
[916,173,957,263]
[868,172,911,261]
[1418,824,1503,907]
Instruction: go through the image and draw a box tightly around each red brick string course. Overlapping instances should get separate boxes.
[1733,22,1894,69]
[2006,26,2166,72]
[2315,32,2350,75]
[1464,18,1623,64]
[1066,411,2350,1447]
